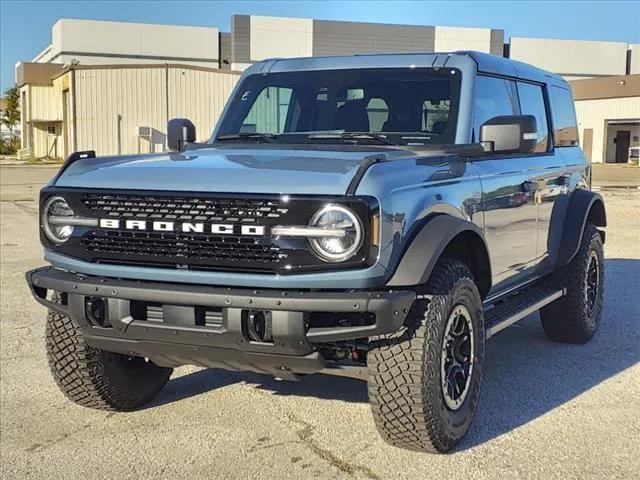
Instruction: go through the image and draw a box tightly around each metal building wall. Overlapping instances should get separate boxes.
[575,96,640,163]
[74,67,167,156]
[29,84,62,121]
[18,84,63,158]
[167,67,239,141]
[72,65,240,156]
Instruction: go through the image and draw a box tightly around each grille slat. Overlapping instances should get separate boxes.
[82,194,287,223]
[82,231,281,264]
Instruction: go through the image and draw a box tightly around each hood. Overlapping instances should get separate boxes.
[54,145,419,195]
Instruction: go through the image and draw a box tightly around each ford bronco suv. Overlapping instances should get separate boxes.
[27,52,606,453]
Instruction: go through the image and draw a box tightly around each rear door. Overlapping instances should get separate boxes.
[516,81,568,265]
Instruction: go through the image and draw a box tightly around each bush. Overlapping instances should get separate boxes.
[0,136,20,155]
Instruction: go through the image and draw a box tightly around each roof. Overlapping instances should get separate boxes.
[50,62,242,81]
[570,74,640,101]
[245,50,567,86]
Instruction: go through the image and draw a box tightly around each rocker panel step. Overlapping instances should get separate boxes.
[484,287,566,339]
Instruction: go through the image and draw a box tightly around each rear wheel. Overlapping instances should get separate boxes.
[46,295,172,411]
[540,223,604,344]
[367,259,485,453]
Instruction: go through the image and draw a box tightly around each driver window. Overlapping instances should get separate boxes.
[473,76,519,142]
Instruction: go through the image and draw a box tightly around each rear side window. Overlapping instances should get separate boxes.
[473,76,519,142]
[550,86,579,147]
[517,82,550,152]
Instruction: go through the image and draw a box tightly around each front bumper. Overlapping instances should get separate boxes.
[26,267,415,379]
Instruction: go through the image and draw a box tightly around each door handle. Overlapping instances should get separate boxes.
[521,180,538,193]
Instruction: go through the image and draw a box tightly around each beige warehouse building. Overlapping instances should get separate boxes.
[18,63,239,159]
[571,75,640,164]
[16,16,640,163]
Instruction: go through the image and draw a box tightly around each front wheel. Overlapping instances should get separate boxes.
[46,296,173,411]
[367,259,485,453]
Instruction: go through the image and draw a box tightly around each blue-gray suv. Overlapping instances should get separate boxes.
[27,51,607,452]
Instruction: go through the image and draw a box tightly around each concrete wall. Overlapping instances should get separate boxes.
[36,19,220,67]
[434,26,496,54]
[510,37,628,79]
[575,96,640,163]
[630,44,640,74]
[250,16,313,61]
[230,15,503,70]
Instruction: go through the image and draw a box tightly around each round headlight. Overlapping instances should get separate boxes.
[42,196,75,244]
[309,205,363,262]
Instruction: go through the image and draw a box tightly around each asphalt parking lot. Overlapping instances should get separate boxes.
[1,165,639,480]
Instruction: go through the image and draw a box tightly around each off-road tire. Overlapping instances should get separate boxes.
[540,223,604,344]
[46,295,173,411]
[368,259,485,453]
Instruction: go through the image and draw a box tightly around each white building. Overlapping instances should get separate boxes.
[31,19,220,68]
[509,37,635,80]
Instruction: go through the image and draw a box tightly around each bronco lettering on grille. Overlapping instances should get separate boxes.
[98,219,266,236]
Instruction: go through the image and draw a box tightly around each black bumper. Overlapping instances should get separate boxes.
[26,267,415,378]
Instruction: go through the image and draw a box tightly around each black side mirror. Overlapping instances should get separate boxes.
[167,118,196,152]
[480,115,537,154]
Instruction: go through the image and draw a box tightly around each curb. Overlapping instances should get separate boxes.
[592,185,640,191]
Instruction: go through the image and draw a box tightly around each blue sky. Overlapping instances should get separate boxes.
[2,0,640,91]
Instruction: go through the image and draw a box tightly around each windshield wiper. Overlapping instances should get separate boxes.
[216,133,279,143]
[306,132,395,145]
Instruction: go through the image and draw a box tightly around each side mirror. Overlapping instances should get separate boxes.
[167,118,196,152]
[480,115,537,154]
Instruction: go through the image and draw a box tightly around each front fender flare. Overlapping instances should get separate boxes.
[385,215,489,290]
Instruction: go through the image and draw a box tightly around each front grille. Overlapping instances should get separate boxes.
[82,194,288,223]
[82,230,282,266]
[44,188,374,274]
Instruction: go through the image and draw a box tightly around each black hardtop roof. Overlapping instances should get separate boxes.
[253,50,568,88]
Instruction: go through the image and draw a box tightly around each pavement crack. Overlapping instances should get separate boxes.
[26,423,92,453]
[7,200,38,217]
[285,412,382,480]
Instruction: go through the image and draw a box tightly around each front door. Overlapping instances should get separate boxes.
[471,76,539,291]
[615,130,630,163]
[474,157,539,289]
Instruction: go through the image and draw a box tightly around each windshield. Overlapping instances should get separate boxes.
[215,68,461,146]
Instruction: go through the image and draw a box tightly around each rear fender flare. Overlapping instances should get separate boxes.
[551,189,606,267]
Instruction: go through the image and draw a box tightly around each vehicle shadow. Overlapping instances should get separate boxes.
[151,258,639,450]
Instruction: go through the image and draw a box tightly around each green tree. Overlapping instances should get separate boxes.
[2,85,20,137]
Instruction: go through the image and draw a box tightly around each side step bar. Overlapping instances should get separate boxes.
[484,287,566,339]
[319,286,566,381]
